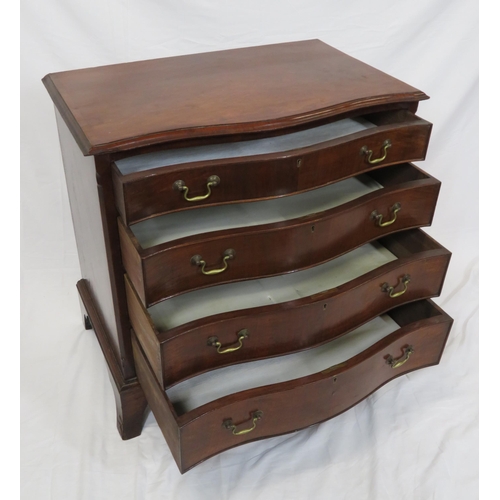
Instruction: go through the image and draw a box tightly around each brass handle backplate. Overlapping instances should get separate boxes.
[173,175,220,202]
[386,345,414,369]
[208,329,249,354]
[360,139,391,164]
[381,274,411,298]
[191,248,235,275]
[223,410,263,436]
[371,202,401,227]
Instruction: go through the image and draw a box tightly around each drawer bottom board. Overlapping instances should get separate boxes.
[133,299,453,473]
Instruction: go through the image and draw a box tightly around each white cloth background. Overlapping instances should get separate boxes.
[21,1,478,499]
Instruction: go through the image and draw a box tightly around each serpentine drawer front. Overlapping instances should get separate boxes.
[132,299,453,474]
[125,228,450,388]
[44,40,453,473]
[112,111,432,225]
[119,163,441,306]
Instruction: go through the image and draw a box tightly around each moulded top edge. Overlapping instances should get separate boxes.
[42,40,429,156]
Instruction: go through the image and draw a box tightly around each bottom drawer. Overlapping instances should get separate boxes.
[133,299,453,474]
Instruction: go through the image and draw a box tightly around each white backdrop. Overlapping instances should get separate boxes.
[21,1,478,499]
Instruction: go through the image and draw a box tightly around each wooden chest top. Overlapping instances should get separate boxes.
[43,39,427,156]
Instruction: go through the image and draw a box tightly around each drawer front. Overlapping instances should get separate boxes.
[113,111,432,225]
[160,251,449,387]
[121,164,441,306]
[132,300,453,473]
[178,311,451,472]
[125,229,451,388]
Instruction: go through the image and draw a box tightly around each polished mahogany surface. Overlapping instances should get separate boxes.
[120,164,441,306]
[126,229,451,388]
[132,299,453,473]
[44,41,452,469]
[112,111,432,225]
[43,40,428,155]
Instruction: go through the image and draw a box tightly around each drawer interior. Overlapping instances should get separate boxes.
[132,298,452,473]
[148,240,397,330]
[167,313,400,414]
[164,298,448,416]
[114,110,427,178]
[147,228,443,331]
[166,300,442,415]
[130,174,381,247]
[115,116,377,176]
[129,163,431,248]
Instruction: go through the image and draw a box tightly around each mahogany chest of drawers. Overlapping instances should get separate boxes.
[43,40,453,473]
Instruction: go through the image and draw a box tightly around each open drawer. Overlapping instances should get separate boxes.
[113,110,432,225]
[132,299,453,473]
[120,163,441,306]
[126,229,451,388]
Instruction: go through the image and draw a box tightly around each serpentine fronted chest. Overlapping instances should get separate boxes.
[43,40,453,473]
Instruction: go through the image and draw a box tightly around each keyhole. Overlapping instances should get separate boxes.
[311,225,315,232]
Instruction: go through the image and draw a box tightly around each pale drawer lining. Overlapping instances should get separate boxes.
[131,174,382,247]
[166,313,399,413]
[115,117,376,175]
[149,241,397,331]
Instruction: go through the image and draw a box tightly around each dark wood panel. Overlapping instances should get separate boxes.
[56,110,122,361]
[296,114,431,191]
[119,221,146,304]
[124,275,162,384]
[131,299,452,473]
[178,314,451,472]
[113,112,432,225]
[158,251,450,388]
[113,154,298,225]
[42,40,428,155]
[132,335,182,469]
[56,109,136,380]
[121,164,440,306]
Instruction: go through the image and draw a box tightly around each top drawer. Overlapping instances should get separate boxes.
[113,110,432,225]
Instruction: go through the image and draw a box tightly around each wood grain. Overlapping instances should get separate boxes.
[44,42,452,462]
[132,335,182,468]
[126,229,451,388]
[42,40,428,155]
[113,111,432,225]
[131,299,452,473]
[56,110,134,373]
[120,163,441,306]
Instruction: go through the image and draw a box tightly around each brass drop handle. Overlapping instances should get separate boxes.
[371,202,401,227]
[223,411,263,436]
[360,139,391,164]
[173,175,220,202]
[191,249,235,275]
[381,274,411,298]
[386,345,414,369]
[208,329,249,354]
